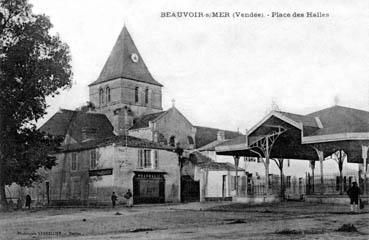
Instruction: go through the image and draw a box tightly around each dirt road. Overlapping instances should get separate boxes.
[1,202,368,239]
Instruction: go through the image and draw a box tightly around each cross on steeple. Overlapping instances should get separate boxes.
[172,98,176,107]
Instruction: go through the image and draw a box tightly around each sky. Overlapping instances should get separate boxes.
[30,0,369,132]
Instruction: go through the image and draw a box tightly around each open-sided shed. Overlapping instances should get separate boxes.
[216,105,369,195]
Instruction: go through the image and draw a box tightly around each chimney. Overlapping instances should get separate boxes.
[81,127,97,142]
[217,130,225,141]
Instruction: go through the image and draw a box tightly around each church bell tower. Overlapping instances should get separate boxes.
[88,26,163,135]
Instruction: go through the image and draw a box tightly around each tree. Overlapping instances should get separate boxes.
[0,0,72,209]
[332,150,346,195]
[273,158,285,199]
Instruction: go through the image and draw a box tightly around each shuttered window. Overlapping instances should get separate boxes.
[71,153,77,171]
[154,150,159,169]
[138,149,143,168]
[138,149,158,169]
[90,150,97,169]
[144,150,151,167]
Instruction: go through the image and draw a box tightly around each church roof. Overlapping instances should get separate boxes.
[195,126,242,148]
[89,26,163,87]
[129,111,167,130]
[39,109,115,142]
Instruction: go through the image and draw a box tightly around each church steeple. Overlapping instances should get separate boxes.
[88,26,163,135]
[89,26,162,87]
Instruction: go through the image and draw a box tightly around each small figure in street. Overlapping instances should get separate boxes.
[124,189,133,208]
[25,194,31,210]
[347,182,361,212]
[111,192,118,208]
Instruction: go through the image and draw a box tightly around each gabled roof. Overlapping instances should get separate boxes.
[276,111,319,128]
[195,126,242,148]
[129,111,167,130]
[89,26,163,87]
[39,109,75,137]
[62,135,174,152]
[129,107,194,131]
[39,109,115,142]
[189,151,243,171]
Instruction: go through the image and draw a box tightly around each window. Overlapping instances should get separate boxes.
[187,136,194,145]
[106,87,111,103]
[154,150,159,168]
[144,150,151,167]
[144,88,149,104]
[135,87,139,103]
[286,176,291,188]
[169,136,176,147]
[232,176,240,191]
[71,153,77,171]
[90,150,97,169]
[99,88,104,105]
[138,149,156,168]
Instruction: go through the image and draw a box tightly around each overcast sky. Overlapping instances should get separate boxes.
[30,0,369,132]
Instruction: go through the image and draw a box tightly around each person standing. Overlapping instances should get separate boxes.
[347,182,361,212]
[25,194,31,210]
[124,189,133,208]
[111,192,118,208]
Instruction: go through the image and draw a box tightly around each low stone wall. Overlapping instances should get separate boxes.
[205,197,232,202]
[233,195,281,204]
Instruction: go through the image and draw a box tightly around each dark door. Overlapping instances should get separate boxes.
[45,182,50,205]
[222,175,227,197]
[181,175,199,202]
[133,172,165,204]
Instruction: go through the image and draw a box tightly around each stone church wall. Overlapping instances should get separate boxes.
[155,108,196,149]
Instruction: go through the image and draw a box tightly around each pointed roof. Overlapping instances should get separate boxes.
[89,26,163,87]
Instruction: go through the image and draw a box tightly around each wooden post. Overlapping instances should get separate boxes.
[362,146,368,196]
[309,160,315,194]
[265,140,270,195]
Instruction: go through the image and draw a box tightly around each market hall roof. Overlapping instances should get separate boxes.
[89,26,163,87]
[216,105,369,162]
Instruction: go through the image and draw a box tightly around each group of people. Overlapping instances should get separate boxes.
[111,189,133,208]
[21,183,364,212]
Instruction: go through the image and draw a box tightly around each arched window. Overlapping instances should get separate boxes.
[106,87,111,103]
[169,136,176,147]
[135,87,139,103]
[99,88,104,105]
[145,88,149,105]
[187,136,194,145]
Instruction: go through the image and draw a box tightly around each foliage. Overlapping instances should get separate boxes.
[0,0,72,192]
